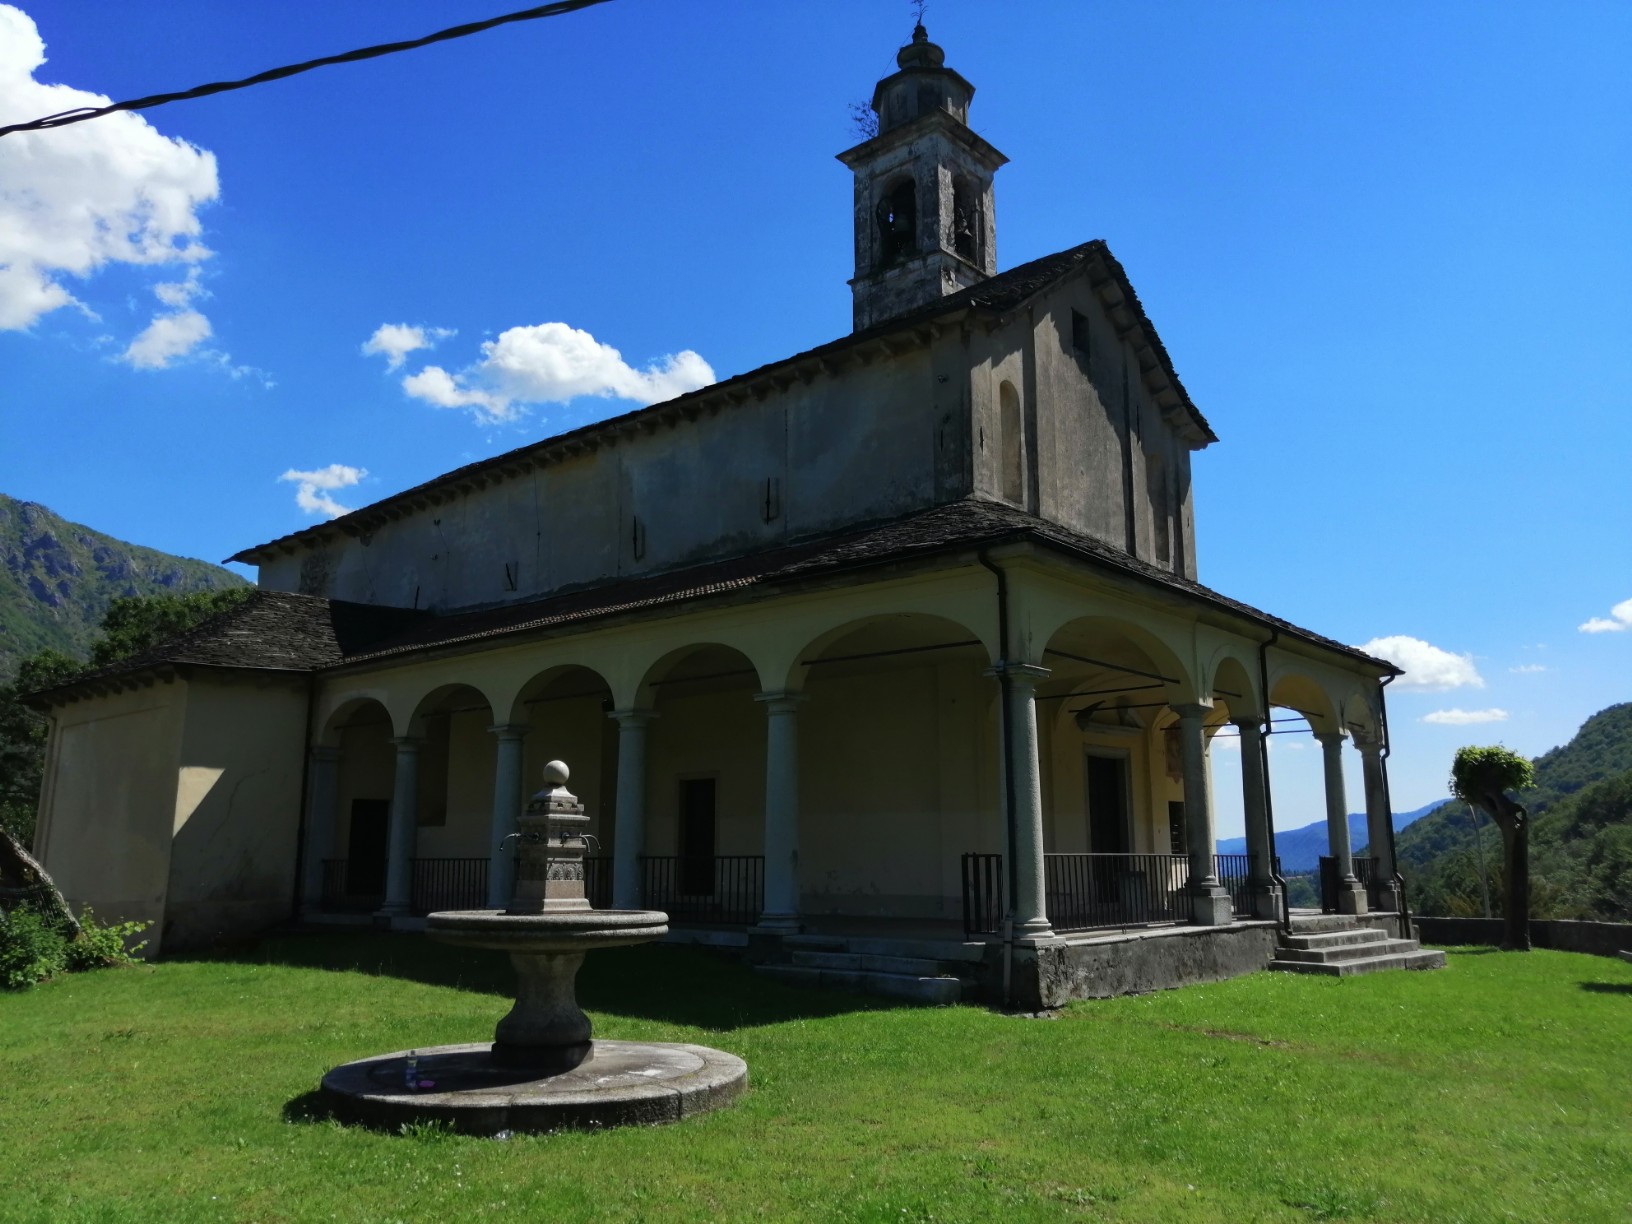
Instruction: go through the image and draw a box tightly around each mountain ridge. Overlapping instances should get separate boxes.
[1217,799,1446,873]
[0,494,246,676]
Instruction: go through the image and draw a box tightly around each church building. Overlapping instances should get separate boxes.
[29,27,1421,1008]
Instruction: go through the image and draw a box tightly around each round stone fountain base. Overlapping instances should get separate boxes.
[319,1039,747,1135]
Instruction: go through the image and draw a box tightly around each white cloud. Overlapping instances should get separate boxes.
[1509,664,1548,674]
[1355,635,1484,691]
[1579,597,1632,634]
[121,307,211,368]
[0,6,219,330]
[279,464,367,519]
[401,322,715,423]
[362,322,454,371]
[1421,708,1509,726]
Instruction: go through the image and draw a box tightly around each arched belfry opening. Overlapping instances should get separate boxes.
[838,24,1007,331]
[876,177,918,268]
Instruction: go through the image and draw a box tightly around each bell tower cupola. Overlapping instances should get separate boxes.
[837,25,1007,332]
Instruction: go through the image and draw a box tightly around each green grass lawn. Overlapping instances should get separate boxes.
[2,936,1629,1223]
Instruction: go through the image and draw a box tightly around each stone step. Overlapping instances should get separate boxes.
[781,933,988,963]
[753,963,962,1005]
[1276,938,1421,965]
[1281,928,1391,951]
[1268,949,1447,977]
[789,950,958,977]
[1287,914,1369,934]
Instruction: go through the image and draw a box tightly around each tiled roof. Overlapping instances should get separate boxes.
[229,239,1212,564]
[31,501,1397,706]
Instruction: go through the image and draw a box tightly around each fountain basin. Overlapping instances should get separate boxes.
[425,907,669,953]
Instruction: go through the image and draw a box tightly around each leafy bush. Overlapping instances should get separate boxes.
[64,908,149,971]
[0,906,67,989]
[0,905,148,989]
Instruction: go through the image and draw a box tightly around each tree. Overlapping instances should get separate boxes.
[1450,745,1536,950]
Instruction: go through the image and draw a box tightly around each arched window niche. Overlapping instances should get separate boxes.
[875,177,918,268]
[999,379,1024,504]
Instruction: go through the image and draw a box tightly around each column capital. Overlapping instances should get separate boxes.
[1170,702,1213,722]
[309,745,341,763]
[389,735,422,752]
[984,662,1050,686]
[1313,729,1346,749]
[1352,734,1383,757]
[755,690,807,713]
[487,722,531,740]
[607,707,658,728]
[1229,714,1266,733]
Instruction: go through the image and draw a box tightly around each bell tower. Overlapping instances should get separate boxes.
[837,25,1007,332]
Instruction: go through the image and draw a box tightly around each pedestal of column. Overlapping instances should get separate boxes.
[300,747,341,913]
[609,709,655,910]
[1233,718,1282,921]
[486,724,530,909]
[1356,736,1401,913]
[752,692,805,934]
[1316,731,1367,916]
[989,663,1055,942]
[377,736,421,922]
[1174,704,1233,926]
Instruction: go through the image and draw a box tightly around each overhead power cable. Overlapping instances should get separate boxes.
[0,0,614,139]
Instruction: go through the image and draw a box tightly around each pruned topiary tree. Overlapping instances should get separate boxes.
[1450,745,1536,950]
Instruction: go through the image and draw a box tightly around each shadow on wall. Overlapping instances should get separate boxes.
[190,933,899,1032]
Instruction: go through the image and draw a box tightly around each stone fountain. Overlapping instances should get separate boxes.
[318,760,747,1134]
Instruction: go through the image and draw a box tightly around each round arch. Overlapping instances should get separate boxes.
[780,611,991,695]
[317,694,394,747]
[1266,670,1340,735]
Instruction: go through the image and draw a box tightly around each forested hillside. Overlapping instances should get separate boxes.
[1402,703,1632,920]
[0,494,246,676]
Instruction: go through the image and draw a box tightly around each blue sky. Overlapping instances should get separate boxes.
[2,1,1628,836]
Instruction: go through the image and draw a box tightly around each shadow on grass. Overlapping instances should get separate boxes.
[1580,981,1632,995]
[283,1090,335,1125]
[190,932,899,1031]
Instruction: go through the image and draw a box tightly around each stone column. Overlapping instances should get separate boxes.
[300,746,341,911]
[608,709,655,910]
[485,724,531,908]
[753,691,806,933]
[990,664,1055,940]
[1355,735,1401,912]
[1316,731,1368,915]
[377,736,420,920]
[1233,717,1282,920]
[1173,704,1233,925]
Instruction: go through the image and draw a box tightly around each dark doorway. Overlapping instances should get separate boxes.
[1085,755,1130,854]
[345,798,390,895]
[678,778,717,895]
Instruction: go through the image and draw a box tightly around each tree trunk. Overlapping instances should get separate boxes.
[1469,791,1530,951]
[1498,805,1531,951]
[0,827,80,938]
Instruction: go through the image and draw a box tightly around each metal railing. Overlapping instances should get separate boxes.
[1045,852,1192,930]
[584,855,612,910]
[961,853,1005,936]
[319,859,381,913]
[1318,855,1379,914]
[410,857,488,916]
[639,855,763,925]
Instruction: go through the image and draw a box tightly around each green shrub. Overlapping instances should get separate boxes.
[0,907,68,989]
[64,908,149,970]
[0,905,148,988]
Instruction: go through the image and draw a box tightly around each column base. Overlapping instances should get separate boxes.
[1188,886,1234,927]
[1333,879,1369,916]
[750,914,803,936]
[1368,881,1401,913]
[1248,882,1283,921]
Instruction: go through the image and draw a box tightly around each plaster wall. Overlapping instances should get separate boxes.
[333,717,395,863]
[34,683,186,948]
[643,686,766,861]
[260,351,946,613]
[163,676,307,951]
[414,707,497,859]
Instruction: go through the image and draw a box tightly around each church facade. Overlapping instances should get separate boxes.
[29,28,1408,1008]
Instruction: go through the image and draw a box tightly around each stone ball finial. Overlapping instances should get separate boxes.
[542,760,570,786]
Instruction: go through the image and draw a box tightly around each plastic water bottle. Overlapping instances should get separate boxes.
[404,1051,419,1091]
